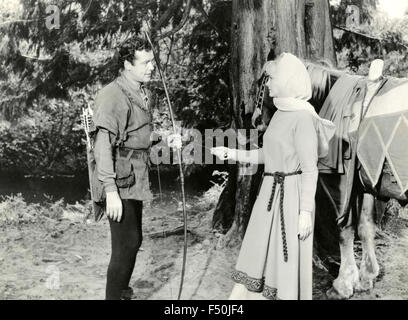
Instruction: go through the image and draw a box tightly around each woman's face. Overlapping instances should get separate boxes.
[264,53,311,100]
[266,72,286,98]
[265,74,278,97]
[264,59,287,98]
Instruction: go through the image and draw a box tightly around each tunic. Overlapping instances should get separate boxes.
[92,73,153,207]
[231,109,319,300]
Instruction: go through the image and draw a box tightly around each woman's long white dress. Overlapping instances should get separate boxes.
[230,109,319,300]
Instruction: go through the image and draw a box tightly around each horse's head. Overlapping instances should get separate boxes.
[305,61,343,113]
[251,60,342,131]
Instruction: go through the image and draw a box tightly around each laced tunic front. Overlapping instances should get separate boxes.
[231,109,319,300]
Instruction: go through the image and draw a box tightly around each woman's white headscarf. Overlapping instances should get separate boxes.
[264,52,336,158]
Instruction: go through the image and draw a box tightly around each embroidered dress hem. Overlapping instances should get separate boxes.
[231,270,281,300]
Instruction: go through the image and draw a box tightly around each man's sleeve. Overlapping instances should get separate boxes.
[93,86,129,138]
[92,86,128,193]
[93,128,118,193]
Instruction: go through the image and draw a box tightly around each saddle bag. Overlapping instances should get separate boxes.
[114,157,135,188]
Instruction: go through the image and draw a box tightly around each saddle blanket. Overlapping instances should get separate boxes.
[357,78,408,195]
[318,74,363,173]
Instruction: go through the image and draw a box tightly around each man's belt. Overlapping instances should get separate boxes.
[262,170,302,263]
[117,147,149,161]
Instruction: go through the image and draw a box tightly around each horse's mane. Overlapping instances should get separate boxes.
[303,60,345,111]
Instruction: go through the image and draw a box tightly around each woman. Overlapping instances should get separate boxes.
[211,53,335,300]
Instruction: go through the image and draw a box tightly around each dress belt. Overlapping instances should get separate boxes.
[263,170,302,263]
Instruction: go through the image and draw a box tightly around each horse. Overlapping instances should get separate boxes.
[251,61,408,299]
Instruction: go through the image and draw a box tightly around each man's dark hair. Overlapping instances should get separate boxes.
[117,37,151,71]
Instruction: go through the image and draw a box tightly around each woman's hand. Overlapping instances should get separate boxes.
[210,147,236,161]
[106,191,123,222]
[298,211,313,241]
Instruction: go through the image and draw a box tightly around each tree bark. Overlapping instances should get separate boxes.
[213,0,336,241]
[305,0,337,65]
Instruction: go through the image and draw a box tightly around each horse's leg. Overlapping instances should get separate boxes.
[356,193,379,291]
[327,225,359,299]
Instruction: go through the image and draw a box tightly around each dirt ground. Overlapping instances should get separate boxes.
[0,194,407,300]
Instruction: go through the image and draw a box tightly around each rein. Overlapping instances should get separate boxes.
[253,74,268,128]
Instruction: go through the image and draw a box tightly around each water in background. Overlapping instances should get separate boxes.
[0,170,213,204]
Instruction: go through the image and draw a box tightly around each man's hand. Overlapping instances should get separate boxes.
[298,211,313,241]
[106,191,123,222]
[167,133,182,150]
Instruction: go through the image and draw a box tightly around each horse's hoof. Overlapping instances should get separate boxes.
[326,287,350,300]
[355,278,374,292]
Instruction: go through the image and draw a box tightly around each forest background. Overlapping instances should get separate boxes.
[1,0,408,179]
[1,0,408,300]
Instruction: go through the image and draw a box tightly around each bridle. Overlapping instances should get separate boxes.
[253,74,269,129]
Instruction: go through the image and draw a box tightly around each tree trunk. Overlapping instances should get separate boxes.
[213,0,336,241]
[305,0,337,65]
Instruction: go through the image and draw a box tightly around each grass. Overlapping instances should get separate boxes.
[0,193,89,225]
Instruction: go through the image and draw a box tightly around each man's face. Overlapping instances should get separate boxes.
[125,50,155,83]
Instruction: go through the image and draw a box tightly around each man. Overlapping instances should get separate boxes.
[92,37,180,300]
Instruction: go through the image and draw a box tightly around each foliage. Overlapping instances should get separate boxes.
[330,0,378,26]
[0,89,94,175]
[179,0,231,128]
[0,193,89,225]
[1,193,58,224]
[194,170,228,211]
[331,0,408,77]
[0,0,232,176]
[2,0,408,177]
